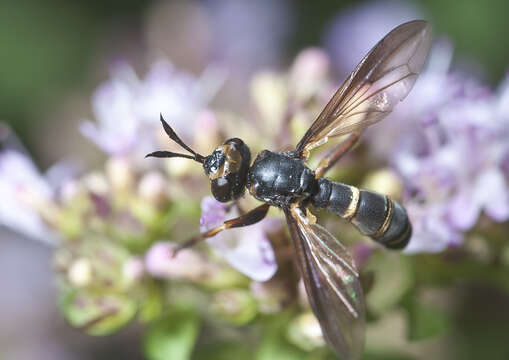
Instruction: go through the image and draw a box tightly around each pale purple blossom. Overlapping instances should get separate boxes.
[81,60,224,157]
[137,171,169,206]
[136,61,224,141]
[80,62,140,155]
[404,202,463,254]
[394,145,463,254]
[290,48,331,102]
[325,1,509,253]
[145,241,210,281]
[368,39,460,160]
[446,168,509,230]
[395,74,509,253]
[200,196,278,282]
[0,151,56,245]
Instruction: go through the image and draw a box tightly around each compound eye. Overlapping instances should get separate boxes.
[211,177,234,202]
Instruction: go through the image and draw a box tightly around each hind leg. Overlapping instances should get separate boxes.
[314,129,362,179]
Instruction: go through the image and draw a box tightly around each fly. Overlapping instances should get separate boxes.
[147,20,432,360]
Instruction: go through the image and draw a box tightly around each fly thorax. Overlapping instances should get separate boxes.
[247,150,317,206]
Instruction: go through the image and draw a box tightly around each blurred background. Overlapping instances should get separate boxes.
[2,0,509,359]
[3,0,509,167]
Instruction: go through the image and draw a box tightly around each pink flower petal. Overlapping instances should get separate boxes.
[200,197,278,281]
[145,242,206,281]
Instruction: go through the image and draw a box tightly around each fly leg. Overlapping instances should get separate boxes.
[314,129,362,179]
[173,203,270,255]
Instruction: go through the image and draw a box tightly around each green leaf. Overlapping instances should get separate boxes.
[256,312,306,360]
[209,289,258,325]
[193,341,254,360]
[137,282,164,323]
[143,307,200,360]
[362,351,415,360]
[61,290,137,335]
[286,312,326,352]
[405,298,450,341]
[366,252,413,315]
[413,253,509,293]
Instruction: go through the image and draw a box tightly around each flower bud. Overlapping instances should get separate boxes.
[60,179,86,205]
[291,48,330,81]
[209,289,258,325]
[287,312,325,351]
[250,71,287,129]
[110,211,147,248]
[138,172,168,207]
[62,291,137,335]
[53,248,73,272]
[290,48,330,101]
[123,257,145,286]
[466,235,491,262]
[145,242,208,281]
[68,257,93,287]
[69,238,130,291]
[165,157,196,178]
[106,156,135,191]
[82,171,109,195]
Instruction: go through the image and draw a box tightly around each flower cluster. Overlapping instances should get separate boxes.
[391,62,509,253]
[0,51,329,339]
[2,2,509,357]
[357,39,508,254]
[80,60,225,158]
[324,1,509,254]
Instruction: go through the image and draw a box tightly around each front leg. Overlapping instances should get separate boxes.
[173,203,271,255]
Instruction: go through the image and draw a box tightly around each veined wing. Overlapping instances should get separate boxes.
[284,204,365,360]
[296,20,432,157]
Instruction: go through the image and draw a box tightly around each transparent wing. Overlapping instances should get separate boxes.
[296,20,432,156]
[284,205,365,360]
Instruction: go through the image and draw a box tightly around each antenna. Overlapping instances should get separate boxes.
[146,114,205,163]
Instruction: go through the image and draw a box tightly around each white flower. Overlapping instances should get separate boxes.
[80,64,140,155]
[0,151,57,245]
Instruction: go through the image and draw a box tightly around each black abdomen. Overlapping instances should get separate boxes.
[312,178,411,249]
